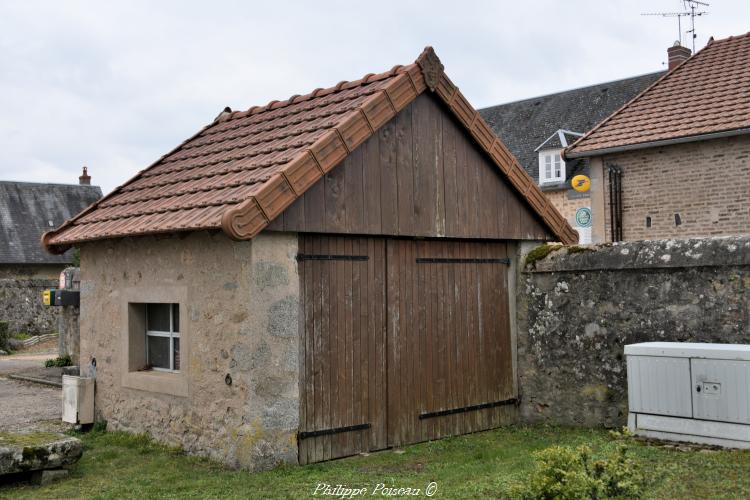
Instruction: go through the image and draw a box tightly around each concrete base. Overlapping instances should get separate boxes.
[629,413,750,449]
[30,469,69,485]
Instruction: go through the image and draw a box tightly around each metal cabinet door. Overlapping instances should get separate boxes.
[691,358,750,424]
[627,355,693,417]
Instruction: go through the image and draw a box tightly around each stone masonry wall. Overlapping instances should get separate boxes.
[79,231,300,470]
[602,134,750,241]
[517,237,750,427]
[0,277,59,335]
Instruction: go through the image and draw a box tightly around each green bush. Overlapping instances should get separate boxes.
[11,331,31,341]
[71,247,81,267]
[44,354,73,368]
[511,443,642,499]
[0,321,8,351]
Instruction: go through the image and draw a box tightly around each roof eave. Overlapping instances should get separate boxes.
[565,127,750,159]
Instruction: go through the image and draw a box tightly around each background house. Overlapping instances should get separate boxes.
[0,168,101,334]
[42,48,575,470]
[565,34,750,242]
[480,72,663,243]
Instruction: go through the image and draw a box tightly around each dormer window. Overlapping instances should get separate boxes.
[539,149,565,184]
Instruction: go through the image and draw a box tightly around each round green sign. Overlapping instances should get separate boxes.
[575,207,592,228]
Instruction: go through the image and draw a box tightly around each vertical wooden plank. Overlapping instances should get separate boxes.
[454,128,471,238]
[362,135,382,234]
[493,172,510,239]
[498,242,513,399]
[386,239,400,447]
[314,236,326,462]
[372,238,387,450]
[346,150,365,233]
[417,240,429,442]
[481,243,496,429]
[303,176,327,233]
[378,122,399,234]
[445,242,457,436]
[412,95,438,235]
[395,101,414,235]
[468,241,481,434]
[355,238,366,453]
[324,166,347,233]
[407,240,419,443]
[282,194,306,232]
[325,236,337,461]
[442,114,459,237]
[343,237,354,456]
[426,241,439,439]
[399,240,410,444]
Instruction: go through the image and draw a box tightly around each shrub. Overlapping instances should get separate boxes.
[11,332,31,341]
[44,355,73,368]
[0,321,8,351]
[70,247,81,267]
[511,443,642,499]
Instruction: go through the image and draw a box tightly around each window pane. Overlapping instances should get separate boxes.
[173,338,180,371]
[147,335,170,369]
[172,304,179,333]
[147,304,171,332]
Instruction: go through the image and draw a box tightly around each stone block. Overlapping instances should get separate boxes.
[0,432,82,475]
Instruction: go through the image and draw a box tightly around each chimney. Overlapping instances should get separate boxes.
[667,41,691,71]
[79,166,91,185]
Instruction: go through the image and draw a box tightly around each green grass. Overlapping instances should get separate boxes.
[3,425,750,499]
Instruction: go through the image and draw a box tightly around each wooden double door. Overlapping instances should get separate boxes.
[297,235,515,464]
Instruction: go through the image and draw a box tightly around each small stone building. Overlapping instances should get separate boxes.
[565,34,750,242]
[0,172,101,334]
[43,48,576,470]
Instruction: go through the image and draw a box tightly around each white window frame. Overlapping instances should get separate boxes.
[538,149,565,185]
[146,303,180,373]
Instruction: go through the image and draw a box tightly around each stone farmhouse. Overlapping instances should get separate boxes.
[42,48,576,470]
[0,169,101,334]
[565,34,750,242]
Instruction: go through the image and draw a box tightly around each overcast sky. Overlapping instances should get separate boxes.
[1,0,747,195]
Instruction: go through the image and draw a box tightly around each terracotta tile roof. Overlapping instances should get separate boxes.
[44,48,578,252]
[566,33,750,158]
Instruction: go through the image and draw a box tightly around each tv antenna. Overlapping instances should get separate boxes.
[642,0,709,53]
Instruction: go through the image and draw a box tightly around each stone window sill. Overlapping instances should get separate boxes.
[122,370,188,397]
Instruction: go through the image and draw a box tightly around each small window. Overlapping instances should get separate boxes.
[539,149,565,184]
[146,303,180,372]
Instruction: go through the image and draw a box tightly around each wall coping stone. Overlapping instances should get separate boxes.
[526,236,750,273]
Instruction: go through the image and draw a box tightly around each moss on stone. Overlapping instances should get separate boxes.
[524,244,563,269]
[567,245,596,254]
[0,432,63,448]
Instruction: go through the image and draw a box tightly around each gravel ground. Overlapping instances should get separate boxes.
[0,351,67,433]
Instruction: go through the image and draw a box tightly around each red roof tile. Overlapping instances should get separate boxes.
[566,33,750,157]
[44,48,578,251]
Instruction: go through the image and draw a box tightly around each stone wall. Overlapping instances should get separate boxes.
[517,237,750,427]
[79,230,300,470]
[57,267,81,364]
[0,276,58,335]
[601,134,750,241]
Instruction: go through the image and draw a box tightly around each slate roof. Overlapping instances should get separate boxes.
[0,181,102,265]
[566,33,750,157]
[479,71,664,181]
[43,47,578,251]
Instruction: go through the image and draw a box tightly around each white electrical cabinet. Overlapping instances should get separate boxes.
[626,342,750,448]
[62,375,95,424]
